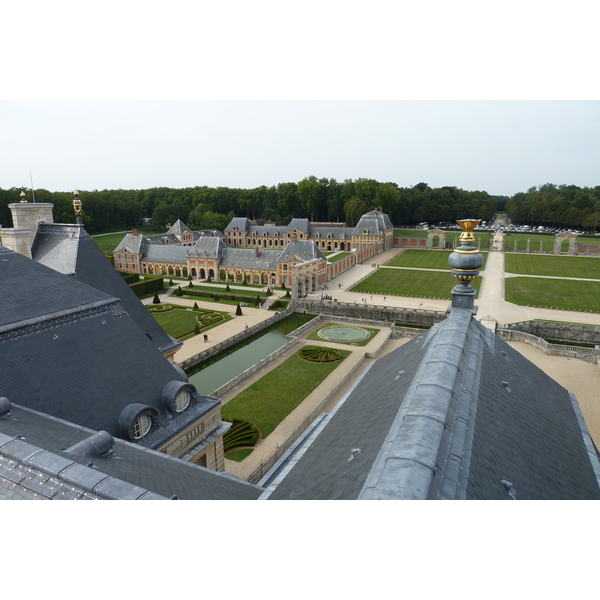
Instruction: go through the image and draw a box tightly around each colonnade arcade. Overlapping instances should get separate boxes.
[219,269,276,285]
[143,263,188,277]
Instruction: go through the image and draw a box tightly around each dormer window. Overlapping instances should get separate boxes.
[327,233,332,239]
[252,231,256,236]
[174,389,191,412]
[340,233,345,239]
[133,413,153,439]
[315,232,320,238]
[363,229,368,234]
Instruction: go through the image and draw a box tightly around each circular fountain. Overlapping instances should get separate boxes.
[317,325,371,342]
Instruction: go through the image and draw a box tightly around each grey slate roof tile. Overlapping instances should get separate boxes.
[0,405,263,500]
[267,308,600,500]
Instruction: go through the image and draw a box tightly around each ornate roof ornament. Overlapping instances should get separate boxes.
[448,219,483,313]
[20,191,28,203]
[72,190,83,224]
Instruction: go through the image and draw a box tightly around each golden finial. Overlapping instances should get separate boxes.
[456,219,481,245]
[73,190,83,218]
[20,191,27,203]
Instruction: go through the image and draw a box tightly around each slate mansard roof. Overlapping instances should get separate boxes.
[31,223,181,357]
[262,308,600,500]
[0,404,262,500]
[352,209,393,235]
[0,245,214,450]
[225,216,358,241]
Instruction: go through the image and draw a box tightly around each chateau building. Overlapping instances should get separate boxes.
[112,210,393,293]
[224,210,394,252]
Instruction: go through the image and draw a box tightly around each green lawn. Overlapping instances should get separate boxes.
[221,347,350,438]
[393,229,430,238]
[147,304,229,338]
[505,277,600,312]
[350,267,481,298]
[504,234,556,252]
[387,249,488,270]
[327,252,353,263]
[91,229,166,254]
[504,254,600,279]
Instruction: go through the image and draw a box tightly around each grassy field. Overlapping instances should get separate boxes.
[327,252,353,263]
[350,267,481,298]
[387,249,488,270]
[505,254,600,279]
[504,234,556,252]
[91,229,165,254]
[147,304,229,338]
[505,277,600,312]
[221,347,350,438]
[393,229,430,238]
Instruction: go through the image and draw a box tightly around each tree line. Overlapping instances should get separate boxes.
[506,184,600,230]
[4,178,596,236]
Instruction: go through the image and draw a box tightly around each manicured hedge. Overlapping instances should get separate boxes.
[129,276,164,297]
[175,288,265,303]
[223,420,260,451]
[118,271,140,284]
[298,346,344,363]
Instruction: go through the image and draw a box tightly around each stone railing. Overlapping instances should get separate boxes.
[497,329,600,364]
[391,325,430,339]
[177,304,295,371]
[295,298,446,327]
[502,320,600,345]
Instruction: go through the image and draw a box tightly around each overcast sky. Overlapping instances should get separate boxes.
[2,100,599,197]
[3,2,599,200]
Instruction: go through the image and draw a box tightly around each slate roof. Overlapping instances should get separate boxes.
[225,217,251,232]
[188,236,227,259]
[219,248,280,270]
[165,219,192,235]
[0,245,215,449]
[277,240,326,264]
[0,404,263,500]
[143,244,188,264]
[31,224,181,357]
[263,308,600,500]
[113,232,148,253]
[352,209,393,235]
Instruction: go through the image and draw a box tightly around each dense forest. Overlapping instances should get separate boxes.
[506,184,600,230]
[1,178,598,235]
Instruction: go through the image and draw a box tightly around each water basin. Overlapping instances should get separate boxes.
[187,313,316,395]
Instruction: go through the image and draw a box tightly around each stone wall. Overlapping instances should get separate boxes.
[295,298,447,327]
[497,328,600,364]
[503,320,600,345]
[177,304,296,371]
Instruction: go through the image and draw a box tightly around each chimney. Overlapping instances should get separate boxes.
[255,247,259,257]
[132,228,138,236]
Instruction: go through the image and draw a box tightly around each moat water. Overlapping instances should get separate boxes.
[186,313,316,396]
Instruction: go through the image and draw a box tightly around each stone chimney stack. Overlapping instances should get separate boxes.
[3,192,54,258]
[255,247,259,257]
[132,228,138,236]
[447,219,483,314]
